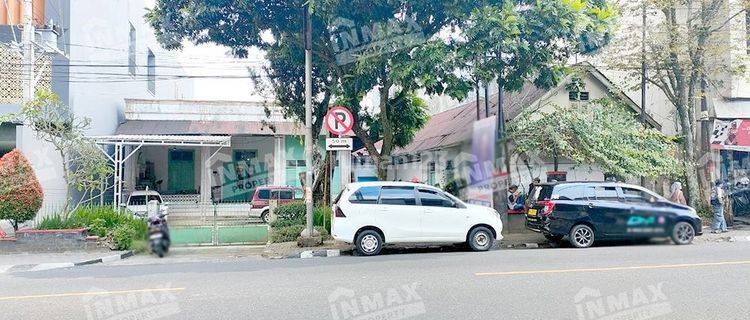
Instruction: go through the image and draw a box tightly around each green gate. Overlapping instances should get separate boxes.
[169,203,268,246]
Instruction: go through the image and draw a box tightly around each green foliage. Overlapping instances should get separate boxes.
[508,98,679,179]
[361,92,430,149]
[37,214,85,230]
[0,150,43,230]
[111,224,136,251]
[36,206,148,249]
[270,225,329,244]
[313,206,332,234]
[88,218,107,238]
[273,203,306,222]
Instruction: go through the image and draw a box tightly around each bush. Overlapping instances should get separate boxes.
[273,203,306,222]
[270,225,328,243]
[88,218,107,237]
[314,206,332,234]
[111,224,136,250]
[37,214,85,230]
[36,206,148,250]
[0,149,43,230]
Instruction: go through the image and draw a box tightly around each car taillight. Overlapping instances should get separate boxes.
[542,201,556,216]
[335,206,346,218]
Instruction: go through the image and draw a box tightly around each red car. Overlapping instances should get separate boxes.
[250,186,304,223]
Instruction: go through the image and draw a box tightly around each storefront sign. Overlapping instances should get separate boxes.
[711,119,750,151]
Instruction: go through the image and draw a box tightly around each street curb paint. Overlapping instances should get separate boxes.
[1,251,133,274]
[292,249,343,259]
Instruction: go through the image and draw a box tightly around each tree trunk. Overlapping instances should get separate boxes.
[376,155,389,181]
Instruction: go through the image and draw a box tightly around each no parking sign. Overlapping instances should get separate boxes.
[325,106,354,136]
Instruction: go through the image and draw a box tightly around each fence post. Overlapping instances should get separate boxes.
[212,202,218,245]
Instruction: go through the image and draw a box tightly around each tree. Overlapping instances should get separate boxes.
[147,1,478,180]
[0,90,113,214]
[604,0,746,206]
[0,149,43,230]
[507,98,680,179]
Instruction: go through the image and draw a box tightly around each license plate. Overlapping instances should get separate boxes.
[528,209,537,216]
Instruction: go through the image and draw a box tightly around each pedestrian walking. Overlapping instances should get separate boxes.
[669,182,687,205]
[711,179,729,233]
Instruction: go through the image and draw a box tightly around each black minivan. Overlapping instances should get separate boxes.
[526,182,702,248]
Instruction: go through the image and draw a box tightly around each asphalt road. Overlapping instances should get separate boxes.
[2,241,750,320]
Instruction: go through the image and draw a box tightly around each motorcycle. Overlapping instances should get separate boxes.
[148,212,170,258]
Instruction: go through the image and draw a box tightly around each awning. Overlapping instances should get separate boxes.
[713,99,750,119]
[92,134,231,147]
[115,120,304,136]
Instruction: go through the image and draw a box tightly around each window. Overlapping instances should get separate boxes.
[553,185,590,200]
[278,190,294,200]
[568,91,590,101]
[746,10,750,54]
[532,185,554,201]
[147,49,156,94]
[418,189,455,207]
[621,187,653,203]
[349,186,380,204]
[257,189,271,200]
[379,186,416,205]
[128,23,136,76]
[294,189,304,200]
[169,149,194,161]
[427,162,436,185]
[445,160,455,181]
[594,186,619,201]
[0,123,16,157]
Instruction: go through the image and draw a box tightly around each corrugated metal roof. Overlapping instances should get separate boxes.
[391,82,546,155]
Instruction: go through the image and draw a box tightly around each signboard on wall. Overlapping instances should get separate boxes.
[711,119,750,152]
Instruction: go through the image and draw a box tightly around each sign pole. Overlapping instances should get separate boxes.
[302,3,317,241]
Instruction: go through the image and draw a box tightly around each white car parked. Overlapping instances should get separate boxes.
[332,182,503,256]
[124,190,168,218]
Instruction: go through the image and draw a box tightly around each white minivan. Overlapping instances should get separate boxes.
[332,182,503,256]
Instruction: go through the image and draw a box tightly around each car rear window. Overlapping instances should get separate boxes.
[257,189,271,200]
[532,185,554,201]
[349,186,380,204]
[552,185,592,200]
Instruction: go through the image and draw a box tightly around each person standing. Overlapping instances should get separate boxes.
[711,180,729,233]
[669,182,687,205]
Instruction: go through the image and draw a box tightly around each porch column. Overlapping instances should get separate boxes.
[200,146,211,203]
[339,149,352,188]
[273,135,286,185]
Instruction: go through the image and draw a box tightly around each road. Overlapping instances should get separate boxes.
[2,241,750,320]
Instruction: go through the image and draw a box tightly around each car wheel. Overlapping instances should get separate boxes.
[468,226,494,251]
[356,230,383,256]
[671,221,695,245]
[543,233,564,243]
[260,211,270,224]
[569,224,595,248]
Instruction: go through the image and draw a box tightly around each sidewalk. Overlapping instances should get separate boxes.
[0,251,132,273]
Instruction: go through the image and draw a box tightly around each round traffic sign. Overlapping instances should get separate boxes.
[325,106,354,136]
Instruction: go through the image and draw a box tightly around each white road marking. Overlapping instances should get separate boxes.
[27,263,74,272]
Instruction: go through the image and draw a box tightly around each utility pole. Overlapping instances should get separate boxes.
[640,2,647,187]
[22,0,34,102]
[300,2,319,243]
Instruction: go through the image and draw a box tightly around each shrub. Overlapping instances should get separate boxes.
[0,149,43,230]
[111,224,136,250]
[314,206,332,234]
[37,214,85,230]
[270,225,328,243]
[88,218,107,238]
[273,203,306,222]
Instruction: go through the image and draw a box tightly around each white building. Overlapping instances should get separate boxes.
[1,0,192,208]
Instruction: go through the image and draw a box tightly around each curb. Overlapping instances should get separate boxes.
[0,251,133,274]
[288,249,344,259]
